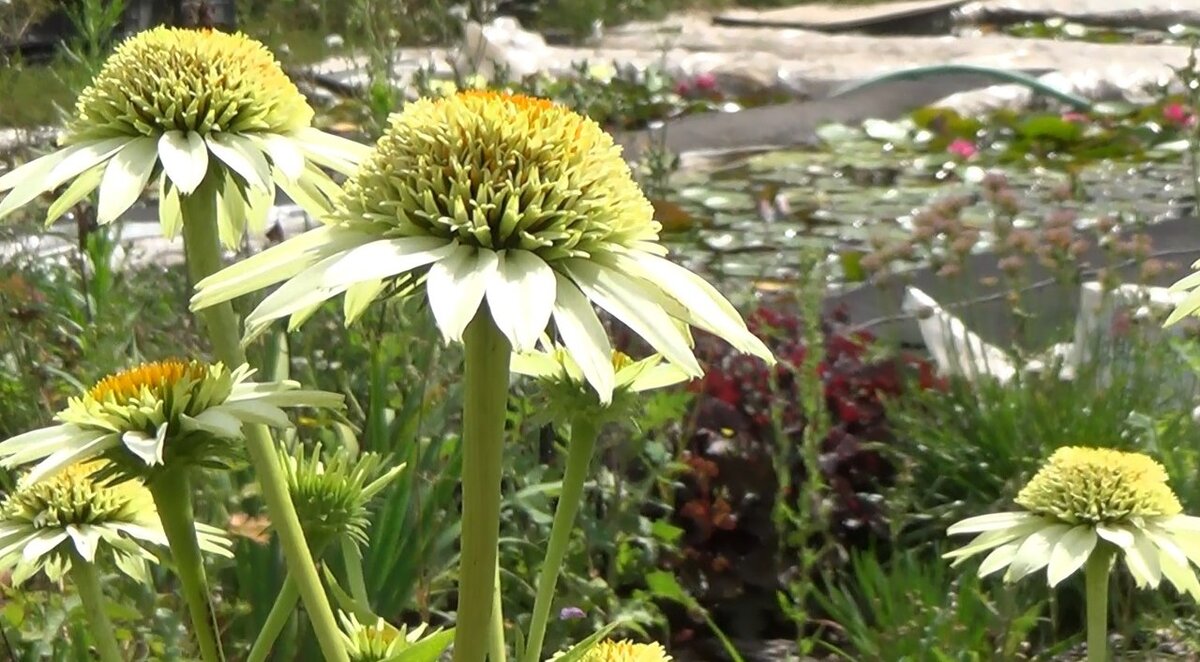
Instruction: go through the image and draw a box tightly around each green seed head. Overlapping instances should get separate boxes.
[66,27,313,143]
[339,612,433,662]
[2,461,147,529]
[1015,446,1182,524]
[337,90,658,262]
[283,444,402,550]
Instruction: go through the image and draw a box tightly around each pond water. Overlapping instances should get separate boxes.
[659,141,1194,288]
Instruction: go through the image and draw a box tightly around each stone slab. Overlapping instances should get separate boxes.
[960,0,1200,31]
[713,0,968,32]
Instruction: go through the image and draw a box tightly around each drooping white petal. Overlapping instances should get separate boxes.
[22,433,119,484]
[244,254,350,334]
[158,173,183,239]
[215,172,248,249]
[564,259,702,378]
[45,164,104,226]
[625,361,692,393]
[343,278,388,325]
[0,138,128,220]
[244,178,275,237]
[1157,537,1200,599]
[188,408,244,438]
[947,511,1041,536]
[227,386,343,409]
[191,226,372,310]
[1047,525,1097,587]
[207,132,271,190]
[609,251,773,363]
[157,130,208,195]
[426,244,498,343]
[1004,523,1070,583]
[291,127,371,173]
[274,166,334,217]
[110,522,169,547]
[251,134,306,181]
[977,541,1022,578]
[0,425,98,464]
[510,351,563,380]
[121,424,168,466]
[1124,529,1163,588]
[66,525,101,563]
[0,147,70,192]
[113,550,152,585]
[945,528,1030,566]
[23,530,68,561]
[320,237,456,289]
[97,137,158,224]
[551,273,614,404]
[485,250,556,352]
[1096,523,1136,549]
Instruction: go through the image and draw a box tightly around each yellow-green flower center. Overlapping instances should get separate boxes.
[88,359,207,404]
[580,639,673,662]
[337,90,658,262]
[66,27,313,142]
[1015,446,1182,524]
[2,461,143,529]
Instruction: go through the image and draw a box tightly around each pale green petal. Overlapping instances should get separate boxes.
[1166,290,1200,326]
[1158,541,1200,600]
[3,429,113,469]
[114,550,152,585]
[0,139,125,220]
[291,127,371,173]
[344,278,387,325]
[0,147,69,192]
[110,522,168,547]
[244,179,274,237]
[978,541,1022,578]
[0,425,93,462]
[564,259,702,378]
[23,530,68,560]
[45,164,104,226]
[191,226,372,310]
[551,273,615,404]
[188,408,244,438]
[510,351,562,379]
[158,173,183,239]
[196,522,235,558]
[275,166,334,217]
[626,361,691,392]
[157,130,208,195]
[484,249,556,352]
[97,137,158,224]
[427,244,497,343]
[320,237,456,289]
[207,132,271,190]
[23,433,120,484]
[612,251,773,363]
[252,134,306,181]
[66,525,101,563]
[1123,528,1163,588]
[228,388,343,409]
[215,172,247,249]
[1047,525,1097,587]
[214,400,292,428]
[1004,523,1070,583]
[244,254,350,333]
[946,526,1040,566]
[1096,523,1136,549]
[1159,515,1200,534]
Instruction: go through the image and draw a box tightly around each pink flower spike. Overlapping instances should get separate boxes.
[947,138,977,159]
[1163,102,1193,126]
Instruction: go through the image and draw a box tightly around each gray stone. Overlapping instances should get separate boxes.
[961,0,1200,31]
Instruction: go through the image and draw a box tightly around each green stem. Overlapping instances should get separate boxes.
[341,537,371,609]
[489,560,507,662]
[69,554,124,662]
[453,312,511,662]
[245,574,300,662]
[1085,547,1112,662]
[522,418,598,662]
[148,470,224,662]
[179,176,349,662]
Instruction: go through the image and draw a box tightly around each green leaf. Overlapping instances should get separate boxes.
[1017,115,1084,142]
[645,570,691,606]
[649,520,684,545]
[381,628,456,662]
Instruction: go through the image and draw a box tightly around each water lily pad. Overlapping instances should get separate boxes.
[1018,115,1085,142]
[816,122,863,145]
[863,118,912,145]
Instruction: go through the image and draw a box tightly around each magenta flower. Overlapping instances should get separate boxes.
[947,138,977,160]
[1061,111,1089,123]
[1164,102,1195,127]
[694,72,718,92]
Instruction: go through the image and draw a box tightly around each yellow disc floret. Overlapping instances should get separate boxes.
[66,27,313,142]
[337,91,658,262]
[2,461,147,528]
[1015,446,1182,524]
[88,359,208,403]
[579,639,673,662]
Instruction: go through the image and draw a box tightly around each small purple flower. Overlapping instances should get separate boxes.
[558,606,586,620]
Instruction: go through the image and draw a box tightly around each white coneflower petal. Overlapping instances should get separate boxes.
[1047,525,1097,587]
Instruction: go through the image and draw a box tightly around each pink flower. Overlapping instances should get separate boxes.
[1163,102,1194,126]
[694,72,718,92]
[1061,111,1089,123]
[674,80,691,96]
[947,138,977,159]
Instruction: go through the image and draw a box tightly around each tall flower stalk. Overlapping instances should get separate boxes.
[191,91,773,661]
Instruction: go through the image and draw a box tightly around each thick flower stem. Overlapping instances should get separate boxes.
[180,177,349,662]
[1084,548,1112,662]
[149,470,225,662]
[521,418,598,662]
[454,312,511,662]
[69,554,124,662]
[245,574,300,662]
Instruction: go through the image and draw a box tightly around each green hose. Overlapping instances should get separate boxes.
[830,63,1095,111]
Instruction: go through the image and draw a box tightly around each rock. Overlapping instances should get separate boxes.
[961,0,1200,32]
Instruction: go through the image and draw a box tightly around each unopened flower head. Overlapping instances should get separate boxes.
[0,27,368,245]
[0,359,343,484]
[945,446,1200,599]
[281,442,404,550]
[551,639,673,662]
[338,611,443,662]
[0,460,231,585]
[192,90,773,403]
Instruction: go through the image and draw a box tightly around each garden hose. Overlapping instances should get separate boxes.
[830,63,1096,111]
